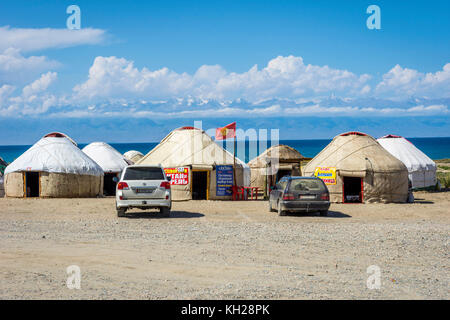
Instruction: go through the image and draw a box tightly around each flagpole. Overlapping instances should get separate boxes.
[233,135,237,187]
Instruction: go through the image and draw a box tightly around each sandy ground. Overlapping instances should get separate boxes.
[0,191,449,300]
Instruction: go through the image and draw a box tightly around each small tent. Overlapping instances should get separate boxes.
[248,144,304,194]
[137,126,250,200]
[4,135,103,198]
[303,132,409,203]
[82,142,131,196]
[377,135,436,188]
[123,150,144,164]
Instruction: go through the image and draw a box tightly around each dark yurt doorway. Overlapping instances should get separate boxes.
[25,172,40,197]
[104,173,118,196]
[276,169,292,182]
[343,177,363,203]
[192,171,208,200]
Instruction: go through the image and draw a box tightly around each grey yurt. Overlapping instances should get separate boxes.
[248,144,304,193]
[123,150,144,164]
[303,132,409,203]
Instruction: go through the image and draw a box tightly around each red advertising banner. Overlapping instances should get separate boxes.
[164,167,189,185]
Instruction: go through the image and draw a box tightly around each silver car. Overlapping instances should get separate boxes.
[114,165,171,217]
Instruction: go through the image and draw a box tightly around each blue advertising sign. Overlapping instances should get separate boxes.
[216,165,234,196]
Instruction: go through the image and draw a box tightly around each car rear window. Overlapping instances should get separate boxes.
[124,167,165,180]
[289,179,326,192]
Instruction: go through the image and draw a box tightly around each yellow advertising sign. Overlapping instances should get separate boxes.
[164,167,189,185]
[314,167,337,185]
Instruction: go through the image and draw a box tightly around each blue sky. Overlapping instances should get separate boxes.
[0,0,449,144]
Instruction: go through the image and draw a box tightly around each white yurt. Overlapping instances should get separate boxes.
[123,150,144,164]
[4,135,103,198]
[137,126,250,200]
[82,142,131,195]
[377,135,437,188]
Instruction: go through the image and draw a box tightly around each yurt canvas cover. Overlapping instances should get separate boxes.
[124,150,144,164]
[303,132,408,203]
[137,127,250,200]
[82,142,131,196]
[377,135,436,188]
[4,136,103,198]
[82,142,130,173]
[248,144,304,192]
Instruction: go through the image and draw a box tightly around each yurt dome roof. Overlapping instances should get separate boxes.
[4,137,103,176]
[304,132,407,174]
[82,142,131,173]
[123,150,144,159]
[248,144,304,168]
[139,128,238,167]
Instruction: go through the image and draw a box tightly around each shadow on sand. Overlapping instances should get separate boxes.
[286,210,351,218]
[122,210,204,219]
[412,198,434,204]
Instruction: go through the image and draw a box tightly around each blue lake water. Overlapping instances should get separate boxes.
[1,137,449,164]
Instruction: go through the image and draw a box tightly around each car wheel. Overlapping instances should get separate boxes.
[319,210,328,217]
[117,208,126,217]
[160,207,171,217]
[278,201,287,216]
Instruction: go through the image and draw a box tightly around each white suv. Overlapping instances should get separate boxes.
[114,165,171,217]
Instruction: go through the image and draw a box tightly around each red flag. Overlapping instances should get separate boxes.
[215,122,236,140]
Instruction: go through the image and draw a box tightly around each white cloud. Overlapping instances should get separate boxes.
[1,53,449,119]
[73,55,372,102]
[0,26,106,52]
[376,63,450,98]
[73,56,192,100]
[3,72,59,115]
[0,48,59,84]
[0,84,15,107]
[22,72,57,98]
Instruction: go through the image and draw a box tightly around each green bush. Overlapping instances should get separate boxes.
[437,172,450,188]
